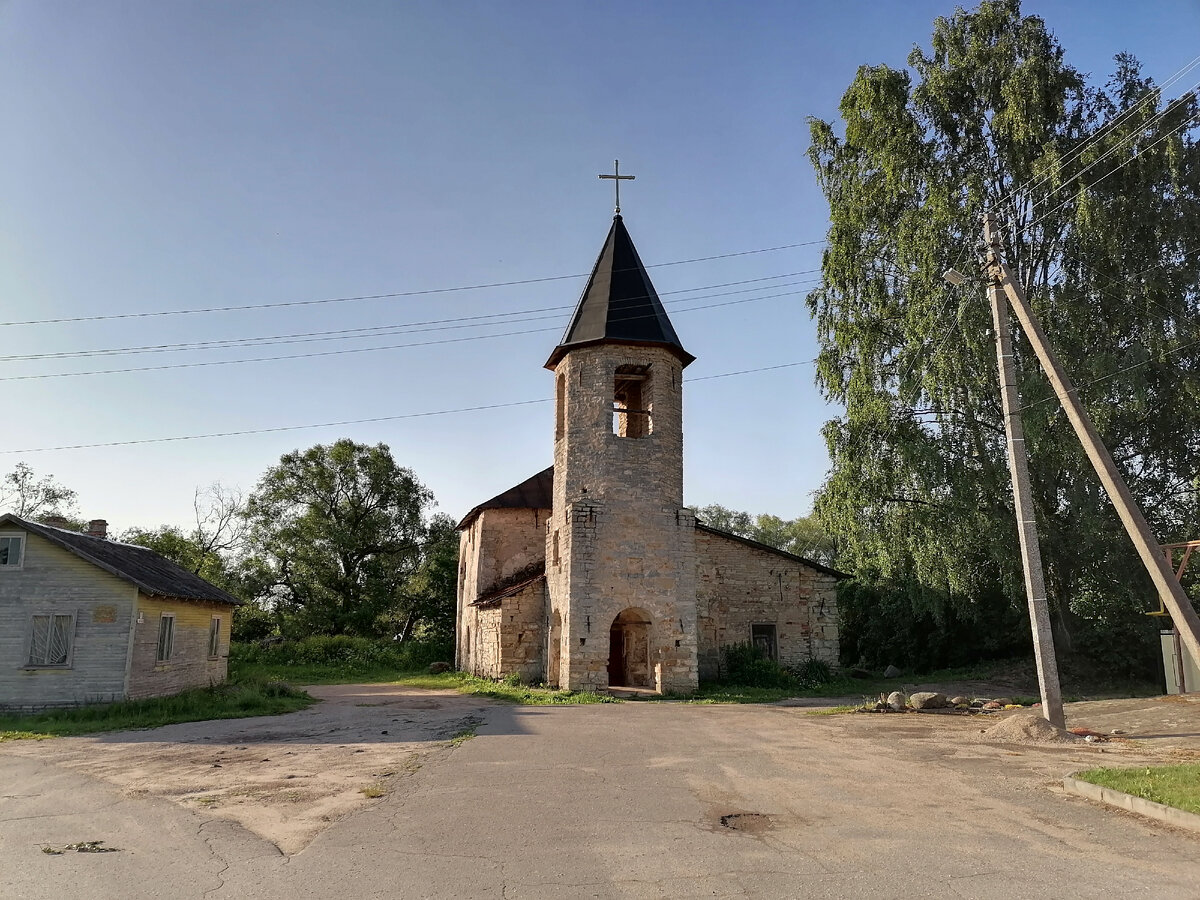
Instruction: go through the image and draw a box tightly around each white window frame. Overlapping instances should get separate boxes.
[0,532,25,570]
[26,611,76,668]
[156,613,176,663]
[208,616,221,660]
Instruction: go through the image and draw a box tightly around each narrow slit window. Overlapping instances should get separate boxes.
[612,365,652,438]
[555,373,566,441]
[208,616,221,659]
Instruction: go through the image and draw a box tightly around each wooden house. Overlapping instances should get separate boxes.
[0,514,241,711]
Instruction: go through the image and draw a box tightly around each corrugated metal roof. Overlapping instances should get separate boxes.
[545,215,694,369]
[1,514,243,605]
[456,466,553,530]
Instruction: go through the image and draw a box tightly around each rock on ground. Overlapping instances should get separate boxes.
[910,692,950,710]
[884,665,902,678]
[887,691,907,711]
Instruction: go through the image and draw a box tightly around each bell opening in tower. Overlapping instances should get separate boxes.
[612,364,652,438]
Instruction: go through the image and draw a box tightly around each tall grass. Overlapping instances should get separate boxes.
[231,636,452,683]
[0,679,313,739]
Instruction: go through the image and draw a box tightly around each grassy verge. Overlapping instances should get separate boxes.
[392,671,618,705]
[1074,764,1200,815]
[0,679,313,741]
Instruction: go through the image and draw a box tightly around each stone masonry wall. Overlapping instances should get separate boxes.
[695,529,839,681]
[498,580,548,684]
[456,506,548,678]
[548,344,698,693]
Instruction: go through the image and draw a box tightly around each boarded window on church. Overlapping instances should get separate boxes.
[751,623,777,662]
[613,365,651,438]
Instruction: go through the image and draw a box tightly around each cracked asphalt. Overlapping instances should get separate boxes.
[4,692,1200,899]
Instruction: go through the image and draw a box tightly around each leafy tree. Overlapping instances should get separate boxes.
[384,513,459,645]
[695,504,835,563]
[807,0,1200,673]
[0,463,78,518]
[243,439,437,637]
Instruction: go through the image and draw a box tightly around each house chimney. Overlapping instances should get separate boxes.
[43,515,70,529]
[87,519,108,540]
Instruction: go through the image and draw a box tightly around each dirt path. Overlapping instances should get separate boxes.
[1,684,492,854]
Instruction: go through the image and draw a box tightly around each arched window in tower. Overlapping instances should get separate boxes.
[555,373,566,441]
[613,364,652,438]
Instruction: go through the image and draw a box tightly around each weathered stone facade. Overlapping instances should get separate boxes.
[546,344,698,693]
[457,506,548,682]
[694,526,839,681]
[454,213,843,694]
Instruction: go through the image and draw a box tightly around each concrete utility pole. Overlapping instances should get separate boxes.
[981,215,1065,729]
[983,215,1200,673]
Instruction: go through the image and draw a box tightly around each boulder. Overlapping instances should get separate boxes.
[887,691,907,711]
[883,665,903,679]
[949,696,971,707]
[982,701,1003,710]
[428,661,452,674]
[993,697,1014,706]
[909,691,950,710]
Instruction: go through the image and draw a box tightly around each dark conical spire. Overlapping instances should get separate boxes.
[545,215,694,369]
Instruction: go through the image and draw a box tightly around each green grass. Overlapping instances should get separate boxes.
[432,672,619,705]
[0,679,314,740]
[449,725,477,746]
[805,705,860,716]
[235,662,415,684]
[1075,763,1200,815]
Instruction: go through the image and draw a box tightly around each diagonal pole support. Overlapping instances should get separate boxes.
[983,214,1200,676]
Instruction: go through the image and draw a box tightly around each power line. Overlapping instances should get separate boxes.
[0,271,821,363]
[1015,90,1200,241]
[0,239,827,329]
[0,361,816,454]
[0,287,817,382]
[989,53,1200,215]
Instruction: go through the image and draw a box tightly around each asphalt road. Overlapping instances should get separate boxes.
[4,695,1200,899]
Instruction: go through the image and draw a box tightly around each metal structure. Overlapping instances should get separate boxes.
[1155,540,1200,693]
[598,159,635,214]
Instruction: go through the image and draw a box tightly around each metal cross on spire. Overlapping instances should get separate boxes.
[598,159,635,215]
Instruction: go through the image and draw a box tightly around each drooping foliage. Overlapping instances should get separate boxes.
[807,0,1200,674]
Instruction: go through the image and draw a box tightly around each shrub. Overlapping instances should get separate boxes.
[230,635,452,675]
[719,642,794,688]
[790,658,833,689]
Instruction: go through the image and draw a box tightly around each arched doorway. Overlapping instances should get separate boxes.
[609,608,652,687]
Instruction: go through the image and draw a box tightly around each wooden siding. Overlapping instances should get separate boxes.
[0,531,136,710]
[126,594,232,699]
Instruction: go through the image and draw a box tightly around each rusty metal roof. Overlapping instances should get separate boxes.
[456,466,553,530]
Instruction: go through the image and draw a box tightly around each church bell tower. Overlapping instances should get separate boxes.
[543,212,699,693]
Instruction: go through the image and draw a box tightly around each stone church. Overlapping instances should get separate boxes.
[455,213,843,693]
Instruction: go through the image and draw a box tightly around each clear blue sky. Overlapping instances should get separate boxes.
[1,0,1196,531]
